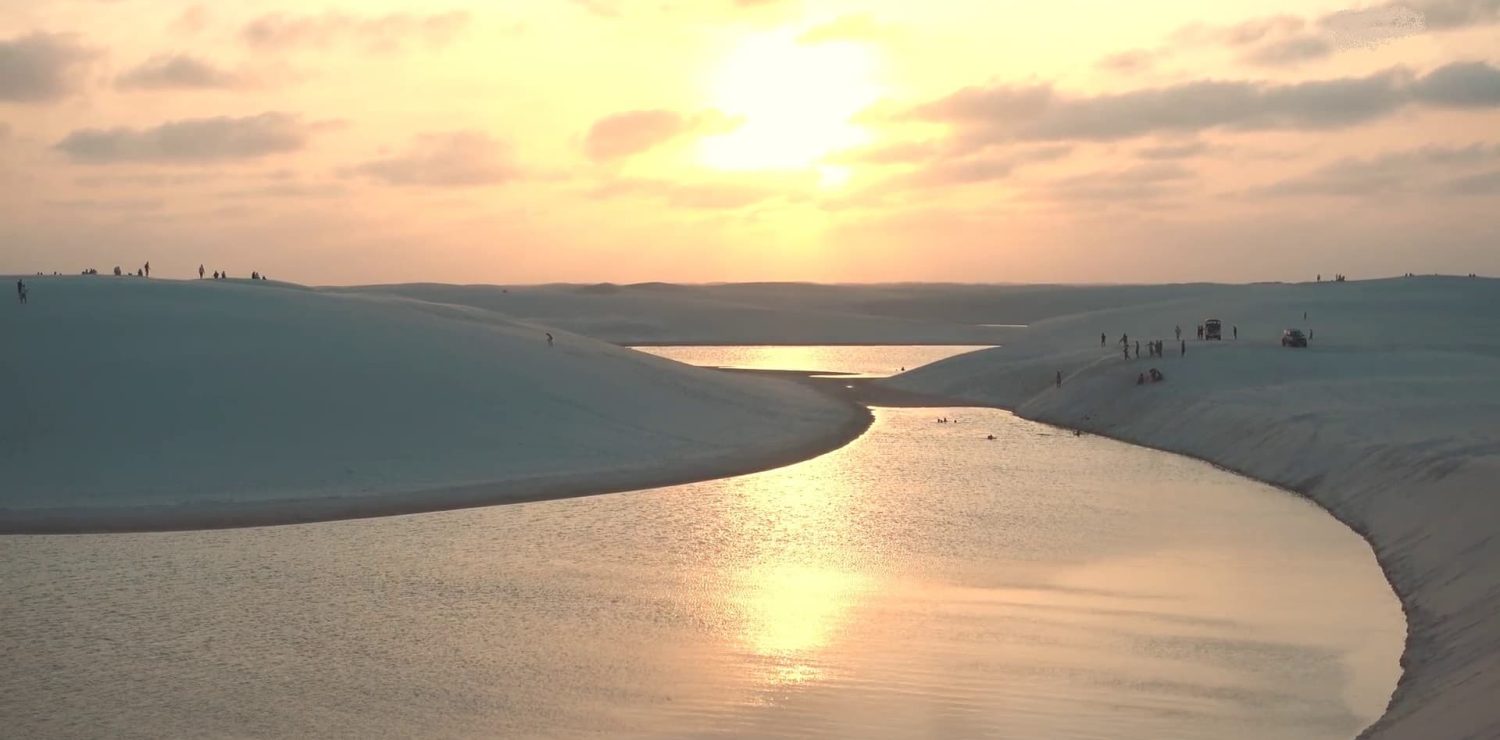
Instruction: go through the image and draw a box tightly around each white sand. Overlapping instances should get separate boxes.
[0,276,865,532]
[883,276,1500,739]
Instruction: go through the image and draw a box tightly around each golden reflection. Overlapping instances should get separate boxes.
[722,461,874,690]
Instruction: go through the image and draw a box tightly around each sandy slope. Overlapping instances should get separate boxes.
[332,282,1020,345]
[0,276,865,532]
[883,276,1500,739]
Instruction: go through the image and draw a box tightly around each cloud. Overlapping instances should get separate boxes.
[591,175,790,209]
[1096,50,1159,73]
[348,131,518,187]
[1243,35,1333,66]
[240,11,470,52]
[1172,15,1305,47]
[1137,140,1212,159]
[0,122,11,140]
[1411,60,1500,107]
[890,145,1072,188]
[55,113,310,164]
[585,110,686,162]
[1438,169,1500,194]
[1251,143,1500,197]
[1117,1,1498,71]
[1317,5,1427,50]
[1406,0,1500,29]
[905,63,1500,147]
[171,5,209,35]
[1042,163,1196,204]
[799,15,887,44]
[115,54,245,90]
[584,109,735,162]
[0,32,97,102]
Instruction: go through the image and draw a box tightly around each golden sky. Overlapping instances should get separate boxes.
[2,0,1497,283]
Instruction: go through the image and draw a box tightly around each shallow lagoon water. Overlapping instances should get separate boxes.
[634,345,993,378]
[1,403,1400,739]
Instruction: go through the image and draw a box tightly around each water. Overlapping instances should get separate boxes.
[633,345,993,377]
[0,406,1401,739]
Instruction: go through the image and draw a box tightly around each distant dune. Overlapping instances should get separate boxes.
[884,276,1500,740]
[332,282,1027,345]
[0,276,865,532]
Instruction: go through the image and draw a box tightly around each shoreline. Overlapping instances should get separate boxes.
[0,385,874,536]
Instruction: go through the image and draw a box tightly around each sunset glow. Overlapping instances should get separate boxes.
[1,0,1497,283]
[699,31,881,173]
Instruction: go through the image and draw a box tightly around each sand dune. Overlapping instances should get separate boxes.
[0,276,864,532]
[333,282,1022,345]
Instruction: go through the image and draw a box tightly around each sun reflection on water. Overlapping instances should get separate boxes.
[721,460,875,691]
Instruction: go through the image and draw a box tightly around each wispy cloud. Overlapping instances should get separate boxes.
[240,11,470,53]
[347,131,518,187]
[584,109,736,162]
[115,54,246,90]
[906,62,1500,148]
[55,113,311,164]
[1250,142,1500,197]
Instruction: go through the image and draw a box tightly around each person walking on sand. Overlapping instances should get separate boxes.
[198,264,205,279]
[144,261,150,278]
[16,279,26,304]
[546,332,554,347]
[1056,370,1062,388]
[1100,332,1105,347]
[1180,339,1186,356]
[1233,325,1238,340]
[1134,340,1140,358]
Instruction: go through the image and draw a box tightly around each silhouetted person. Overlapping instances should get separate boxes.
[1175,325,1181,340]
[1100,332,1106,347]
[113,266,121,276]
[144,262,150,278]
[1134,340,1140,358]
[16,279,25,304]
[198,264,205,279]
[1055,370,1062,388]
[546,332,554,347]
[1180,339,1186,356]
[1233,325,1238,339]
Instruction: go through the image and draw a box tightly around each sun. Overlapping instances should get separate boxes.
[698,31,882,177]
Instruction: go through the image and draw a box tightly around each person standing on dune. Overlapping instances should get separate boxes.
[16,279,26,304]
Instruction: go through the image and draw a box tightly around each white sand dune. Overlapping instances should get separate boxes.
[333,282,1021,345]
[883,276,1500,739]
[0,276,865,532]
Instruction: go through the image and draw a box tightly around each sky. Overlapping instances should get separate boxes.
[1,0,1497,284]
